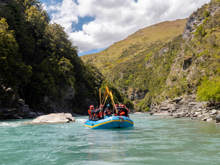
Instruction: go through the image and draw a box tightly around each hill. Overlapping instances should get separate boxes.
[82,19,187,75]
[81,19,187,109]
[82,0,220,111]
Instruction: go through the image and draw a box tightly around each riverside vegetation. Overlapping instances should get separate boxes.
[82,0,220,123]
[0,0,132,119]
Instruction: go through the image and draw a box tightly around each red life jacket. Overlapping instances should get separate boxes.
[106,109,111,115]
[98,111,103,118]
[119,111,126,116]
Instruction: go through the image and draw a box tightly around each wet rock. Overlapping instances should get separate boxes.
[216,115,220,123]
[149,112,154,116]
[17,99,25,106]
[174,112,186,118]
[32,113,75,124]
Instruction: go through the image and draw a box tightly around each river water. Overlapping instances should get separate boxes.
[0,114,220,165]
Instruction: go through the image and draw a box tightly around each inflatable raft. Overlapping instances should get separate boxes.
[84,116,134,129]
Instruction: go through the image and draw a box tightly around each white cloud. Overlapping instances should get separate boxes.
[44,0,210,53]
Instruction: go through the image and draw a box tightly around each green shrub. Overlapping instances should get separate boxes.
[203,10,210,18]
[197,77,220,102]
[195,25,207,38]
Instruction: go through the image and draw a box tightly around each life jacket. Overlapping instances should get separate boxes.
[107,109,111,115]
[88,109,94,120]
[104,108,111,116]
[119,111,126,116]
[98,110,103,119]
[114,108,118,116]
[88,109,91,115]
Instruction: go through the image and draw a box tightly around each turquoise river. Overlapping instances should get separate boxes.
[1,114,220,165]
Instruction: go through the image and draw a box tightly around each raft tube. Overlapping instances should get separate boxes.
[84,116,134,129]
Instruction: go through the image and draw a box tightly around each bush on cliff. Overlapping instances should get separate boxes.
[197,77,220,102]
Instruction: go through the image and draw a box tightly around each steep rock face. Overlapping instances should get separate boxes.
[183,0,220,39]
[163,0,220,100]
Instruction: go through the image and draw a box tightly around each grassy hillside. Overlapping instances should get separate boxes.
[82,19,186,75]
[82,0,220,111]
[81,19,187,109]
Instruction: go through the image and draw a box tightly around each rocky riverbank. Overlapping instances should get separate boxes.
[150,95,220,123]
[0,99,41,120]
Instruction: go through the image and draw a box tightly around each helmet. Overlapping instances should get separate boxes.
[90,105,94,110]
[107,104,110,107]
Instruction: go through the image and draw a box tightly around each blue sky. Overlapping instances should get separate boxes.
[40,0,210,56]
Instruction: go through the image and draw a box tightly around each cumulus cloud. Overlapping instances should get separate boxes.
[44,0,210,53]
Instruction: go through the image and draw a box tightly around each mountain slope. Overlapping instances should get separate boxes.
[82,0,220,111]
[82,19,187,75]
[81,19,187,108]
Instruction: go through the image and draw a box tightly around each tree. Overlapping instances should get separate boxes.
[0,18,32,89]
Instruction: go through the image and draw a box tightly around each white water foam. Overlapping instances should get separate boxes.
[0,122,23,127]
[75,118,87,123]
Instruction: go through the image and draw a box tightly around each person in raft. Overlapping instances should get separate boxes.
[88,105,94,120]
[104,104,112,117]
[91,105,104,121]
[117,104,129,117]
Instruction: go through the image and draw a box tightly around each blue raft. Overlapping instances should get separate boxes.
[84,116,134,129]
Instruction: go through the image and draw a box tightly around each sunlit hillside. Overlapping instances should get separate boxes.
[81,19,187,75]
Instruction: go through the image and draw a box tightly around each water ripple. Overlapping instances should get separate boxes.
[1,115,220,165]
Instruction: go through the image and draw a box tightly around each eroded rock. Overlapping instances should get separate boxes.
[32,113,75,124]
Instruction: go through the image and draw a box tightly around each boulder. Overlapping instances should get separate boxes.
[216,115,220,123]
[149,112,154,116]
[171,97,183,103]
[201,114,210,121]
[210,109,217,115]
[160,106,170,111]
[174,112,186,118]
[206,118,213,122]
[32,113,75,124]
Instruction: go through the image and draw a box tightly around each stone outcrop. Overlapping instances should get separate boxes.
[150,95,220,123]
[0,98,39,120]
[31,113,75,124]
[128,88,148,101]
[183,1,220,39]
